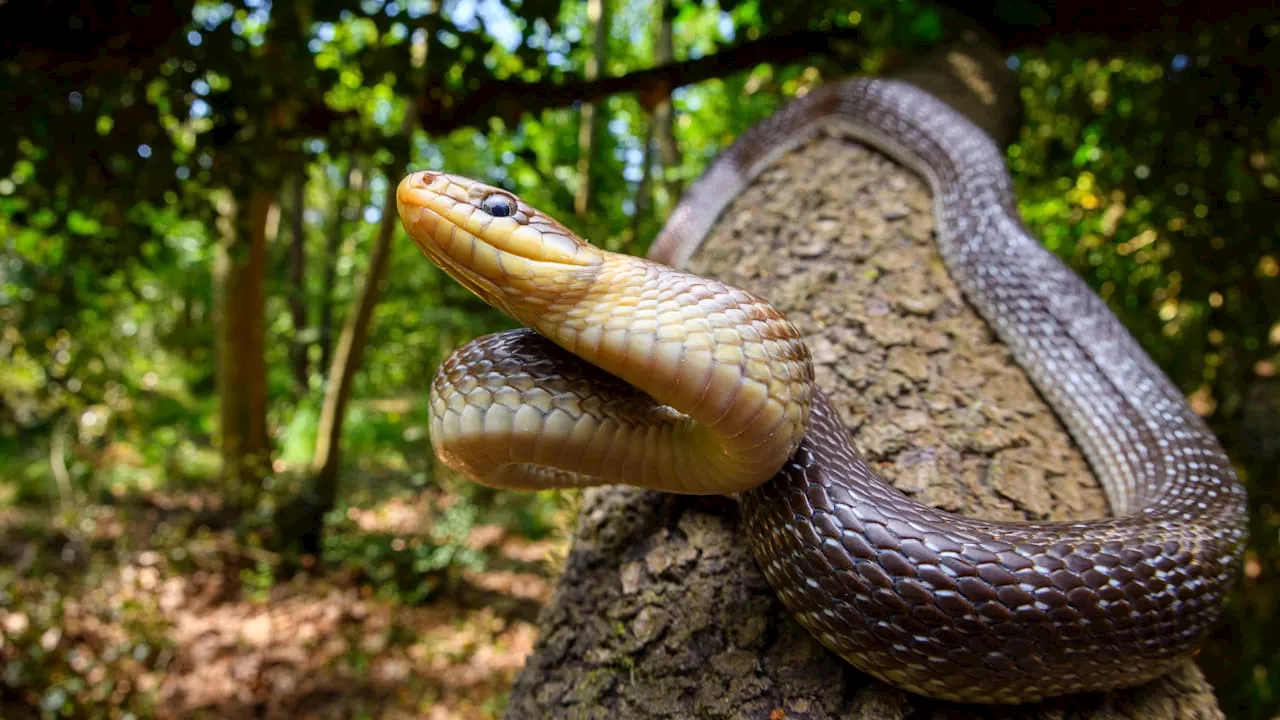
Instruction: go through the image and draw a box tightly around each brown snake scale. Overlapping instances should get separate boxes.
[399,77,1248,703]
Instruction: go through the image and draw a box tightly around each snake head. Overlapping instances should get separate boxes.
[397,170,601,318]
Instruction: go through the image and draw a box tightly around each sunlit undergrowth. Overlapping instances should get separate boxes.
[1,482,570,718]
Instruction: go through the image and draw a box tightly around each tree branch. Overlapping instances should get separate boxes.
[416,27,864,135]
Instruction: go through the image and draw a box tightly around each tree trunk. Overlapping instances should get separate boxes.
[317,161,365,376]
[652,0,681,211]
[631,0,676,246]
[302,166,401,553]
[306,103,418,553]
[573,0,610,218]
[213,186,274,506]
[631,121,654,246]
[505,39,1224,719]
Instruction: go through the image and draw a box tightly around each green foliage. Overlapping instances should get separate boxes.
[1,533,172,717]
[321,495,486,604]
[1011,42,1280,423]
[1006,37,1280,716]
[239,556,278,602]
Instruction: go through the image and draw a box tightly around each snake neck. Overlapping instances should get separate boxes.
[519,254,814,494]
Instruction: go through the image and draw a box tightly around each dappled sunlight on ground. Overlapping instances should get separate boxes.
[153,574,540,718]
[1,492,569,718]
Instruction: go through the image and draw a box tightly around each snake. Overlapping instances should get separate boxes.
[395,76,1248,704]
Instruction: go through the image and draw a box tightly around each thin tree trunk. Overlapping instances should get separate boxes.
[573,0,610,218]
[317,161,365,376]
[629,0,667,246]
[304,181,395,550]
[288,172,310,392]
[506,38,1224,718]
[652,0,681,211]
[631,121,654,246]
[307,101,420,553]
[213,186,274,506]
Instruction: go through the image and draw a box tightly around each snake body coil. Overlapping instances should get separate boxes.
[398,77,1247,703]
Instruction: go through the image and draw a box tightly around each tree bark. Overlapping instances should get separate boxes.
[506,40,1224,719]
[213,187,274,505]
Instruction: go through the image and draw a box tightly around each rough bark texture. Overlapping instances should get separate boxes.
[507,46,1223,720]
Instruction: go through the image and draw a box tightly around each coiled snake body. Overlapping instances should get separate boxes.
[397,77,1247,703]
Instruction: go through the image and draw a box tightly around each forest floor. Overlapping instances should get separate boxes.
[0,488,571,719]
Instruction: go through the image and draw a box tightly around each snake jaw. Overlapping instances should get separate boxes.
[397,198,510,308]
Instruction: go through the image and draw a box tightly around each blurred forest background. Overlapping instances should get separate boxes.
[2,0,1278,718]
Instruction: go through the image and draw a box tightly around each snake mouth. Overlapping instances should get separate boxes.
[397,195,510,310]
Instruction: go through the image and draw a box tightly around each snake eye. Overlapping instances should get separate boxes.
[480,193,515,218]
